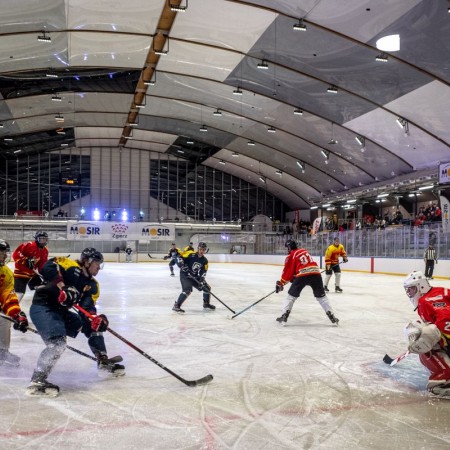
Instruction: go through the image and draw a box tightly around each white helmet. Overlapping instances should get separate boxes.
[403,271,431,309]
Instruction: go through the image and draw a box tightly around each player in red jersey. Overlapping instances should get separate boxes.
[12,231,49,301]
[274,240,339,326]
[404,271,450,397]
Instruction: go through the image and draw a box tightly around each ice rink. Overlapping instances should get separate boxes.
[2,261,450,450]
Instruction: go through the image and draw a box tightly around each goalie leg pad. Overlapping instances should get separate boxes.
[420,350,450,393]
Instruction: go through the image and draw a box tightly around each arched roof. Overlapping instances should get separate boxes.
[0,0,449,209]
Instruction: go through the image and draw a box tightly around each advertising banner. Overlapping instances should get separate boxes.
[439,162,450,185]
[440,195,450,233]
[66,221,176,241]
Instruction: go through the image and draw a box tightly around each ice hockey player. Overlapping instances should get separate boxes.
[403,271,450,397]
[0,239,29,366]
[275,239,339,326]
[172,242,215,313]
[26,248,124,397]
[164,242,181,276]
[12,231,49,301]
[183,242,195,252]
[323,236,348,293]
[125,246,133,263]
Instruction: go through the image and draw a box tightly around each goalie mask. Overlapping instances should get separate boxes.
[403,271,431,309]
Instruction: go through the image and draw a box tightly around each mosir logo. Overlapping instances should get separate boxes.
[111,223,129,240]
[141,226,171,237]
[69,223,101,237]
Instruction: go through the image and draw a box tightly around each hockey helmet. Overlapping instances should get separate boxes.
[80,247,104,266]
[0,239,10,266]
[285,239,298,251]
[403,271,431,309]
[198,242,208,250]
[34,231,48,248]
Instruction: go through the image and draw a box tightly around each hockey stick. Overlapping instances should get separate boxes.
[383,350,410,366]
[72,304,213,387]
[188,274,236,314]
[0,313,97,362]
[320,261,345,274]
[147,253,167,261]
[230,290,276,319]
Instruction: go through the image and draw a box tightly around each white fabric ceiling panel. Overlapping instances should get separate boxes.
[75,126,121,140]
[69,33,150,68]
[172,0,275,52]
[157,41,243,83]
[68,0,163,34]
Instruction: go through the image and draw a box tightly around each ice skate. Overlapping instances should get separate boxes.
[170,273,175,277]
[326,310,339,325]
[335,286,343,293]
[0,350,20,367]
[276,310,290,326]
[324,286,329,292]
[97,354,125,377]
[26,371,60,397]
[428,381,450,398]
[172,303,185,313]
[203,303,216,311]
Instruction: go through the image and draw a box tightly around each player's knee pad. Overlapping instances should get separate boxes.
[46,336,67,358]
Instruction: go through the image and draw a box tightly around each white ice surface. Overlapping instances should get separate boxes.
[2,262,450,450]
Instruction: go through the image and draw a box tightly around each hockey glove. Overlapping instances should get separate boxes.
[26,257,35,270]
[275,281,284,293]
[12,311,28,333]
[58,286,80,307]
[325,265,332,275]
[91,314,109,332]
[163,255,170,260]
[198,279,210,291]
[343,257,348,263]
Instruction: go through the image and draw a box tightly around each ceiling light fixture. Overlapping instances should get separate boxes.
[257,60,269,70]
[13,149,22,153]
[275,170,282,176]
[199,125,208,132]
[232,87,243,96]
[259,176,266,183]
[135,96,146,109]
[355,135,365,146]
[219,160,226,165]
[56,128,65,135]
[376,34,400,52]
[186,139,194,144]
[293,19,307,31]
[247,140,255,146]
[123,130,134,139]
[51,94,62,102]
[375,53,389,62]
[55,114,64,123]
[37,31,51,42]
[169,0,188,12]
[4,138,13,141]
[60,143,69,147]
[327,86,338,94]
[377,193,389,198]
[0,123,3,128]
[232,152,239,157]
[127,120,139,127]
[310,206,318,210]
[153,35,169,55]
[267,126,276,133]
[144,71,156,86]
[213,109,222,116]
[418,184,434,190]
[396,117,409,135]
[297,161,305,171]
[293,108,303,115]
[46,72,58,78]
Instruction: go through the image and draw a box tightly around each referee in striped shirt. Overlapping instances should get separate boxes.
[424,244,438,280]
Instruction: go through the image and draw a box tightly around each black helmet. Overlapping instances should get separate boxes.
[80,247,104,264]
[198,242,207,250]
[285,239,298,251]
[34,231,48,247]
[0,239,10,252]
[0,239,10,266]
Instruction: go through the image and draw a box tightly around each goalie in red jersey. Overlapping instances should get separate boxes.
[274,240,339,326]
[403,271,450,397]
